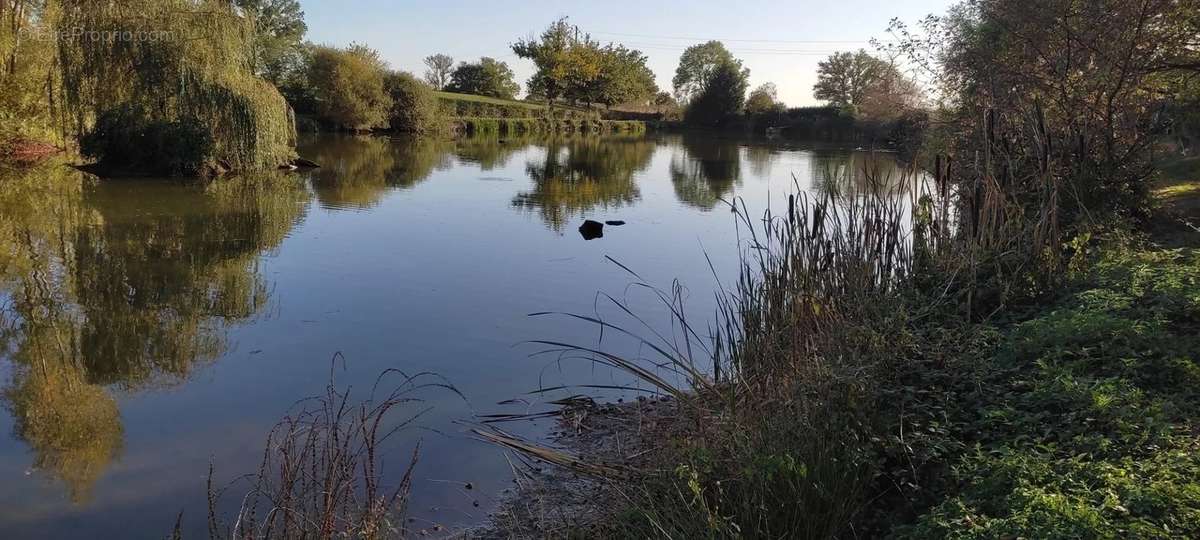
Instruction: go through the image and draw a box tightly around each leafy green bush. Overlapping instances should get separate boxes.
[307,45,392,130]
[385,71,441,133]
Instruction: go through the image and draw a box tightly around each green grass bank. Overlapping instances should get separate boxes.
[433,91,645,136]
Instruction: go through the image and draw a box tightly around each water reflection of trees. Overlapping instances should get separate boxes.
[0,165,309,501]
[512,136,655,230]
[669,133,742,210]
[301,134,657,225]
[5,340,123,503]
[809,150,916,198]
[453,136,535,170]
[744,144,777,178]
[0,165,119,503]
[302,135,453,210]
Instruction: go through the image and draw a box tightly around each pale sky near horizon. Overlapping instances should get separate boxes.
[299,0,954,106]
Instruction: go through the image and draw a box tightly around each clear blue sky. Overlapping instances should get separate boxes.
[299,0,954,106]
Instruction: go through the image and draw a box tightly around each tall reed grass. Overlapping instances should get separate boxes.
[203,363,460,540]
[611,169,934,538]
[483,106,1077,536]
[470,160,945,538]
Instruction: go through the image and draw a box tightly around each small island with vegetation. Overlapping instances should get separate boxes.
[0,0,1197,539]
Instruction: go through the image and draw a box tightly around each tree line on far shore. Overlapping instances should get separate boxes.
[6,1,1192,177]
[250,12,928,143]
[251,16,661,133]
[0,0,936,174]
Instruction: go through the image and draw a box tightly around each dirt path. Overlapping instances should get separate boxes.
[1152,155,1200,247]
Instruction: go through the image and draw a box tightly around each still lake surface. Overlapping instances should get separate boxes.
[0,132,913,538]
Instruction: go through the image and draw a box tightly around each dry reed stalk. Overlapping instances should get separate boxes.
[206,364,461,540]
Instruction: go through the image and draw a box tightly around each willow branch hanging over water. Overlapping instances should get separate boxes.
[53,0,296,174]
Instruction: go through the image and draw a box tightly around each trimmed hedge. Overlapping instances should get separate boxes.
[455,118,646,136]
[435,91,600,121]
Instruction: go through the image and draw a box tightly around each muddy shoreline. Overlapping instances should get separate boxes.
[469,396,683,538]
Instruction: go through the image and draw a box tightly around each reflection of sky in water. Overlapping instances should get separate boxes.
[0,133,922,537]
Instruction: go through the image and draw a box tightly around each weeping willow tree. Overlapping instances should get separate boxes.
[54,0,296,173]
[0,0,62,143]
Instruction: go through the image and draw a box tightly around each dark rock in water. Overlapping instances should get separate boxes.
[604,220,626,226]
[578,219,604,240]
[293,157,320,168]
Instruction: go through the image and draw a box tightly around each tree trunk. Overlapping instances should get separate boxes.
[8,0,25,77]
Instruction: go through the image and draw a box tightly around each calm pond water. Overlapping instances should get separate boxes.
[0,132,914,538]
